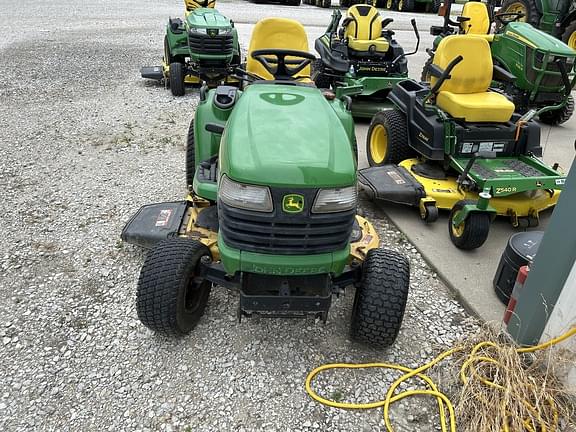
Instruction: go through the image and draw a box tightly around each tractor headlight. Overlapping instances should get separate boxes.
[189,27,209,34]
[219,175,273,213]
[312,186,357,213]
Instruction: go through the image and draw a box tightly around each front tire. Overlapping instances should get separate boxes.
[366,109,414,166]
[448,200,491,250]
[136,239,212,336]
[350,249,410,348]
[169,62,185,96]
[420,56,433,82]
[538,95,575,126]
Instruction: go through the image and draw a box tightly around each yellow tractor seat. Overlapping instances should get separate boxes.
[184,0,215,11]
[246,18,313,82]
[460,1,491,35]
[432,35,515,123]
[344,5,390,53]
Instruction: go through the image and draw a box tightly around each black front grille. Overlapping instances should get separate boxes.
[188,31,234,56]
[219,188,355,255]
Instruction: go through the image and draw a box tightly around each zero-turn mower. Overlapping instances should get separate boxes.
[123,18,410,348]
[422,0,576,125]
[360,35,567,250]
[141,0,241,95]
[313,4,420,118]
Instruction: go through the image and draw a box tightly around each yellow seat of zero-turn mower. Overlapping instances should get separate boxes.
[460,1,491,35]
[184,0,215,12]
[431,35,515,123]
[246,18,313,83]
[345,5,390,53]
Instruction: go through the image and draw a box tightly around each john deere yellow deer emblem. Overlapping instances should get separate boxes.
[282,194,304,213]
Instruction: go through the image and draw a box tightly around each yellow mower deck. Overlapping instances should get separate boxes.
[400,159,561,225]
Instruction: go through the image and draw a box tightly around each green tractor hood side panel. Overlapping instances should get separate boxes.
[186,8,233,31]
[220,85,356,188]
[502,22,576,55]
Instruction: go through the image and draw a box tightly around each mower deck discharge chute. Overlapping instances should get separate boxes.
[313,5,420,118]
[423,0,576,125]
[360,35,566,250]
[140,0,241,95]
[124,18,411,348]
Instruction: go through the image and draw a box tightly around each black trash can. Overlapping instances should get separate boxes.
[493,231,544,305]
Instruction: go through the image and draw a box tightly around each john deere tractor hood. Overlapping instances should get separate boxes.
[220,84,356,188]
[186,8,233,31]
[503,22,576,56]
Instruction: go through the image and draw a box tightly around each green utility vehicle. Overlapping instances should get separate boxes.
[361,35,567,250]
[141,0,241,95]
[313,5,420,118]
[496,0,576,49]
[423,0,576,125]
[123,18,410,348]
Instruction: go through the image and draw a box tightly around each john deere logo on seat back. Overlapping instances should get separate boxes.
[282,194,304,213]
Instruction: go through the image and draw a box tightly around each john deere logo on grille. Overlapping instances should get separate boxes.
[208,29,218,37]
[282,194,304,213]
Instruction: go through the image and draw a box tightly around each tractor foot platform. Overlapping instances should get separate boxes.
[358,165,424,206]
[141,66,164,80]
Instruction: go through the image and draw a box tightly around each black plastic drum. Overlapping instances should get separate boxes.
[493,231,544,305]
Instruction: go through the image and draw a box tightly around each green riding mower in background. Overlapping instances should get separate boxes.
[360,35,567,250]
[123,18,411,348]
[313,4,420,118]
[423,0,576,125]
[374,0,443,13]
[495,0,576,49]
[141,0,241,96]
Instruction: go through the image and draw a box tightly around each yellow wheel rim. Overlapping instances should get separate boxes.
[398,0,403,10]
[369,124,388,164]
[568,31,576,50]
[451,213,465,238]
[503,2,528,21]
[386,0,393,9]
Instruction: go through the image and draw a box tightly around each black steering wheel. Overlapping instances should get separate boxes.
[494,11,525,26]
[250,49,316,80]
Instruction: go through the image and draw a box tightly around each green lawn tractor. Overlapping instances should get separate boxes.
[359,35,567,250]
[423,0,576,125]
[122,18,410,348]
[140,0,241,96]
[495,0,576,49]
[374,0,443,13]
[313,4,420,118]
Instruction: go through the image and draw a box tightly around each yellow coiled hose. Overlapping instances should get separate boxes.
[305,327,576,432]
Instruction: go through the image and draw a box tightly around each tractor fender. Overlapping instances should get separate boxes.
[314,38,349,73]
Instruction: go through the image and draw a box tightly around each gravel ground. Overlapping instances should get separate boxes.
[0,1,479,430]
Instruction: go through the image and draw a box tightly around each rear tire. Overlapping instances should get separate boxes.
[136,239,212,336]
[350,249,410,348]
[562,21,576,50]
[186,118,196,189]
[366,109,414,166]
[496,0,541,31]
[373,0,386,6]
[448,200,491,250]
[399,0,414,12]
[169,62,185,96]
[538,95,575,126]
[340,0,352,7]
